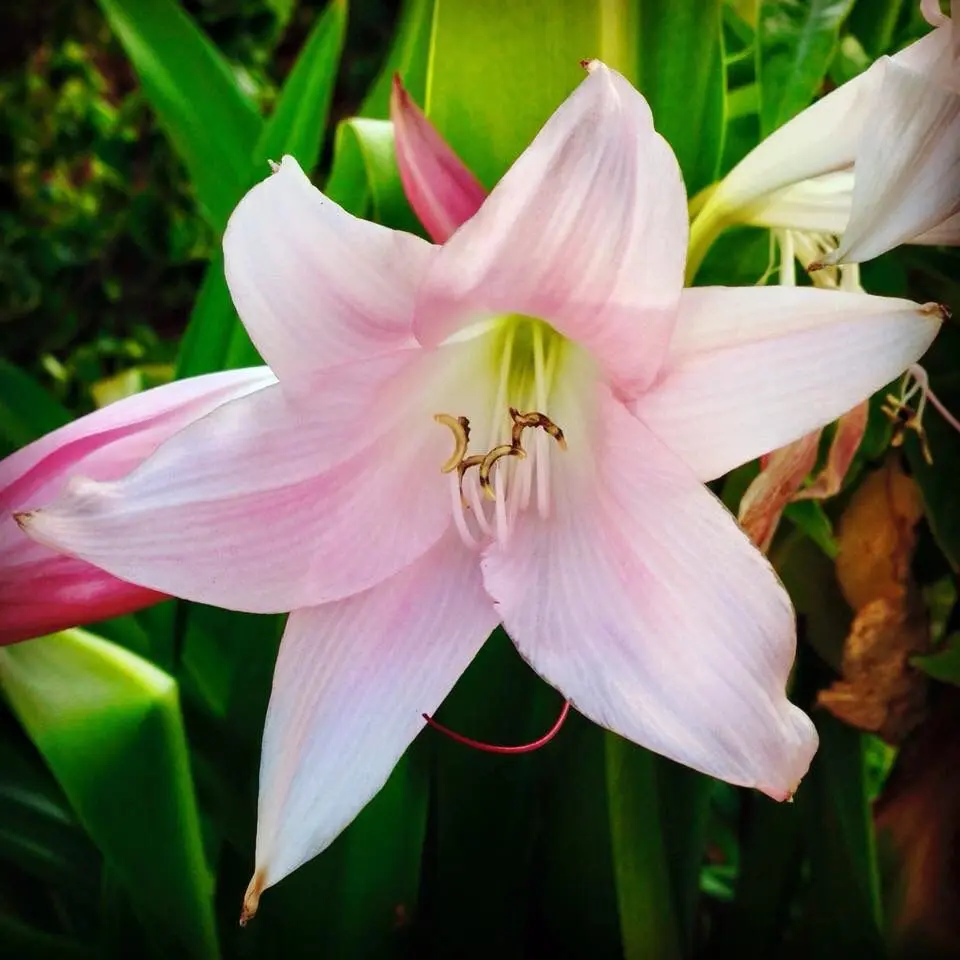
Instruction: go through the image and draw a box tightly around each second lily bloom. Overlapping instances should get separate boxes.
[688,0,960,276]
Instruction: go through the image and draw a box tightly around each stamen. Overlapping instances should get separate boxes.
[493,465,510,544]
[422,700,572,754]
[448,473,480,547]
[532,324,551,519]
[882,393,933,464]
[882,364,960,466]
[508,408,567,450]
[479,444,525,501]
[777,229,796,287]
[907,364,960,435]
[489,323,516,450]
[458,453,486,490]
[434,413,471,473]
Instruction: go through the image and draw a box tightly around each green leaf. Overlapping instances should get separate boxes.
[96,0,261,232]
[794,715,884,958]
[534,720,622,958]
[0,629,219,959]
[360,0,435,117]
[175,0,348,377]
[605,736,684,960]
[427,0,638,186]
[783,499,839,559]
[424,631,559,957]
[253,750,429,957]
[913,632,960,685]
[0,915,95,960]
[848,0,907,57]
[635,0,727,193]
[0,727,99,894]
[253,0,348,170]
[718,796,804,955]
[0,358,70,452]
[174,250,241,378]
[756,0,856,137]
[333,119,421,232]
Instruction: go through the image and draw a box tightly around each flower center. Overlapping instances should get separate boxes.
[434,314,570,547]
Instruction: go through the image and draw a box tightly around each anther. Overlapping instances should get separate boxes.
[434,413,472,473]
[882,395,933,464]
[422,700,572,754]
[479,444,525,501]
[457,453,486,506]
[509,407,568,450]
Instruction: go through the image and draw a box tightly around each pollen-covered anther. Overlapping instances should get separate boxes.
[434,413,472,473]
[508,407,568,450]
[881,394,933,465]
[479,444,525,501]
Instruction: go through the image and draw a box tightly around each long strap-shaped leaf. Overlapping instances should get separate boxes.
[96,0,262,232]
[175,0,348,377]
[0,629,219,960]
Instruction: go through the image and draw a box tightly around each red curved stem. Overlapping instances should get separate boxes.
[422,700,571,754]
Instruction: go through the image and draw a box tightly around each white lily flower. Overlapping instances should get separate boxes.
[689,0,960,276]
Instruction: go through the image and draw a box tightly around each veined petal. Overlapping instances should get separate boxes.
[709,27,951,223]
[635,287,942,482]
[1,367,276,506]
[795,401,868,501]
[819,61,960,266]
[708,64,873,218]
[482,390,816,797]
[414,61,687,395]
[245,532,496,912]
[0,368,274,644]
[390,76,487,242]
[914,207,960,245]
[743,171,854,235]
[0,545,163,646]
[18,351,459,613]
[738,431,821,553]
[223,156,434,382]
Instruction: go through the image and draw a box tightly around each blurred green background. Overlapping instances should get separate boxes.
[0,0,395,415]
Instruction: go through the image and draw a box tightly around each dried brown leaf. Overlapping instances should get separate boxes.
[818,457,929,743]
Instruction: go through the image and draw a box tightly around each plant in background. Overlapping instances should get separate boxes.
[2,1,960,959]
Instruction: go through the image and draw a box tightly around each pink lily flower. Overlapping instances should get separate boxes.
[16,62,943,913]
[0,368,275,645]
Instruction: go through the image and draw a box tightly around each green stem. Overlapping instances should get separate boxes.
[685,199,731,284]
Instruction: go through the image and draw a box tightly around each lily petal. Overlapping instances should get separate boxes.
[246,532,496,911]
[18,352,457,613]
[795,401,868,501]
[819,60,960,266]
[738,430,821,553]
[0,368,275,645]
[709,27,952,223]
[914,207,960,245]
[223,156,433,381]
[390,76,487,242]
[414,61,687,395]
[482,389,816,797]
[635,287,942,482]
[744,171,854,235]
